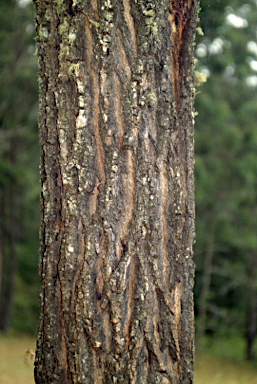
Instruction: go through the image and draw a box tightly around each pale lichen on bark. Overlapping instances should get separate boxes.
[34,0,198,383]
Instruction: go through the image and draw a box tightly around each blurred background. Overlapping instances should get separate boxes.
[0,0,257,383]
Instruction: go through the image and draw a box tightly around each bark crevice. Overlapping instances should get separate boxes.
[34,0,198,382]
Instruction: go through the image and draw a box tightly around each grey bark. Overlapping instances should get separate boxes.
[34,0,198,383]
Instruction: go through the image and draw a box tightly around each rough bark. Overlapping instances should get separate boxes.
[34,0,198,383]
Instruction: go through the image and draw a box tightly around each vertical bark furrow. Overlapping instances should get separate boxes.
[122,0,137,58]
[34,0,198,383]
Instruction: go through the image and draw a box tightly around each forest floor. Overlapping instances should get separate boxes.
[0,333,35,384]
[0,333,257,384]
[195,354,257,384]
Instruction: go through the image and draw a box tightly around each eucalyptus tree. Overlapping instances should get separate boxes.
[33,1,199,382]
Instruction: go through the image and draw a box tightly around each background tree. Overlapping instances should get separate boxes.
[33,0,198,383]
[0,0,39,333]
[195,0,257,359]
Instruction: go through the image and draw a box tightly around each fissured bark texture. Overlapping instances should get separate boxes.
[34,0,198,383]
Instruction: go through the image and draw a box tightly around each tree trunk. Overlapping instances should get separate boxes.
[0,149,18,333]
[0,189,7,330]
[246,250,257,360]
[3,180,18,331]
[196,215,216,353]
[34,1,198,383]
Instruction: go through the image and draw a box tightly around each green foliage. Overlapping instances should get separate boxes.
[11,277,39,334]
[0,0,39,334]
[194,0,257,349]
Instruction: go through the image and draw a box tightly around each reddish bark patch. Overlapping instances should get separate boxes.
[168,0,192,113]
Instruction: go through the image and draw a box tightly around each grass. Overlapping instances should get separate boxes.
[195,354,257,384]
[1,334,257,383]
[0,333,35,384]
[195,334,257,384]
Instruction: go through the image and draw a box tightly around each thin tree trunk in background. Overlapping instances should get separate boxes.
[246,250,257,360]
[0,190,7,330]
[0,150,18,332]
[34,1,198,383]
[196,215,216,353]
[3,180,18,331]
